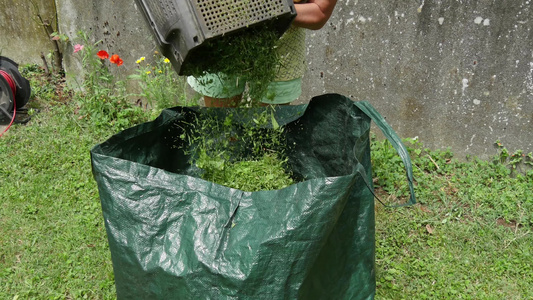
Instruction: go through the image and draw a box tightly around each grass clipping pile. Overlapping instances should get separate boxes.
[182,27,296,191]
[182,110,295,192]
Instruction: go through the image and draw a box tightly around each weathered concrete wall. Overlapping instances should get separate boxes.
[0,0,57,65]
[56,0,156,86]
[1,0,532,159]
[300,0,533,160]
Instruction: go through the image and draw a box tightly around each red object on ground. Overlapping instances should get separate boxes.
[0,70,16,137]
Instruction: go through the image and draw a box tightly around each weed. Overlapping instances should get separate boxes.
[494,140,533,176]
[30,0,65,75]
[129,52,198,116]
[20,63,68,106]
[71,31,146,130]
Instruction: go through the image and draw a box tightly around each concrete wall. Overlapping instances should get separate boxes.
[0,0,58,66]
[1,0,532,159]
[301,0,533,160]
[56,0,156,87]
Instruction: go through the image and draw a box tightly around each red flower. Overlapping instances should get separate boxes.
[97,50,109,59]
[109,54,124,66]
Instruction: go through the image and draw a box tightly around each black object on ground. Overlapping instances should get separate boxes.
[0,56,31,126]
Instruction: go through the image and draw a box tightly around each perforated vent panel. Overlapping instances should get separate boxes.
[137,0,295,74]
[194,0,289,35]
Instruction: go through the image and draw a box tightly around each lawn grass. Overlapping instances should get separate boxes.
[0,103,116,298]
[1,71,532,299]
[372,138,533,299]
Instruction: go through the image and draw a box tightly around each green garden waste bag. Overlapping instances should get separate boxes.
[90,93,415,299]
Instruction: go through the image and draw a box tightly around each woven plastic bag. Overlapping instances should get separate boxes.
[91,93,415,299]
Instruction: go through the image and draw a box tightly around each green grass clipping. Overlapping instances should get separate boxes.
[182,26,280,104]
[182,109,295,192]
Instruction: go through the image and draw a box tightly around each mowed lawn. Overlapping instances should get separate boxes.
[1,74,532,299]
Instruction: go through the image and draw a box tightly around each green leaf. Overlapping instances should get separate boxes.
[271,111,279,130]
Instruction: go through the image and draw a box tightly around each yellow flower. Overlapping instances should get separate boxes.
[136,56,146,64]
[164,58,170,63]
[146,71,151,74]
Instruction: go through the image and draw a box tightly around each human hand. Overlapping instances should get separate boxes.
[292,0,337,30]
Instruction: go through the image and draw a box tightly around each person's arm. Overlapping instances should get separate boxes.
[292,0,338,30]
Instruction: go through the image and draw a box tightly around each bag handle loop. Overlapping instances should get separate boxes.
[354,101,416,206]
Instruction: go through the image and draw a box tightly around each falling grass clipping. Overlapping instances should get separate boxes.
[181,108,295,191]
[178,23,292,189]
[182,27,281,104]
